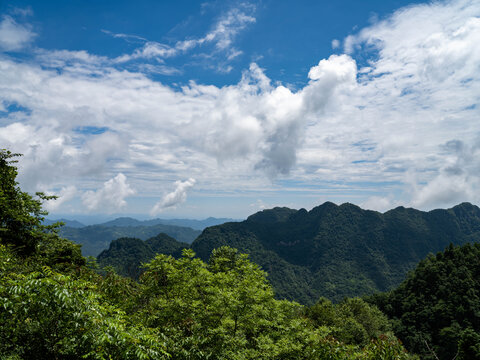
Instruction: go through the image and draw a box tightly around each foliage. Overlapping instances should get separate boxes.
[305,297,394,346]
[128,246,417,359]
[370,243,480,360]
[0,246,168,359]
[0,150,53,255]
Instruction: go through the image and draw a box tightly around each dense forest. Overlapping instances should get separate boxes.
[369,242,480,359]
[2,149,480,359]
[97,234,189,278]
[191,203,480,303]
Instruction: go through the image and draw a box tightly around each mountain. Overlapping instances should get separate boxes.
[147,217,239,230]
[97,233,189,278]
[43,218,85,228]
[99,216,238,230]
[60,223,201,257]
[191,202,480,304]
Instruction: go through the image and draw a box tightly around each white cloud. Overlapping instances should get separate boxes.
[200,6,255,51]
[43,186,77,212]
[361,196,398,212]
[10,7,33,18]
[410,139,480,209]
[82,174,136,212]
[0,15,35,51]
[151,178,196,215]
[112,4,255,65]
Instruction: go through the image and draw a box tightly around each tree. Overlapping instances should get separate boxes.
[0,149,84,267]
[0,150,50,254]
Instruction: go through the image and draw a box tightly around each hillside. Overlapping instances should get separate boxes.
[369,243,480,359]
[60,223,201,257]
[191,202,480,304]
[97,233,189,278]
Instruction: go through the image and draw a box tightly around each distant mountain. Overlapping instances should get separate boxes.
[99,217,238,230]
[191,202,480,304]
[149,217,239,230]
[43,218,85,228]
[97,233,189,278]
[59,223,201,257]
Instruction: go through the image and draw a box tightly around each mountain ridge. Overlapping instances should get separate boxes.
[191,201,480,303]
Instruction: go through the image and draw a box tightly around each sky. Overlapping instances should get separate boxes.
[1,0,480,220]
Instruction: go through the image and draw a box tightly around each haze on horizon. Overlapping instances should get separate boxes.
[1,0,479,219]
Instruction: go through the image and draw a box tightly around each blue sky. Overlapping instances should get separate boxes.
[1,0,480,219]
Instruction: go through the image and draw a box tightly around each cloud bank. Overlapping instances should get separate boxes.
[1,0,480,215]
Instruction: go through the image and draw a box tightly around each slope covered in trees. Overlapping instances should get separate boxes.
[369,242,480,360]
[97,233,189,278]
[192,202,480,303]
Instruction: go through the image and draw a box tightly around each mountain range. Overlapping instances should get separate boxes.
[45,217,237,230]
[51,217,236,257]
[191,202,480,303]
[75,202,480,304]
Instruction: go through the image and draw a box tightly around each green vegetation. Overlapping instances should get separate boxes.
[192,203,480,303]
[369,242,480,360]
[97,233,189,278]
[0,149,416,359]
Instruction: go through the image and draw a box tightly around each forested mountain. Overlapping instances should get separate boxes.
[60,223,201,257]
[369,243,480,359]
[97,233,189,278]
[191,202,480,303]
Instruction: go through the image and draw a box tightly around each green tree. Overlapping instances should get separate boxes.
[370,243,480,359]
[0,150,48,254]
[0,245,168,359]
[0,149,84,267]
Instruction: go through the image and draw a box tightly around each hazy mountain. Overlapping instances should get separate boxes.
[43,218,85,228]
[99,217,238,230]
[59,223,201,257]
[191,202,480,304]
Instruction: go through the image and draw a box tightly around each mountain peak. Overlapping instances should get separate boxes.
[246,207,297,224]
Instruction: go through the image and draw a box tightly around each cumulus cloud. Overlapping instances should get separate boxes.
[151,178,196,215]
[411,139,480,209]
[82,174,136,212]
[0,15,35,51]
[43,186,77,212]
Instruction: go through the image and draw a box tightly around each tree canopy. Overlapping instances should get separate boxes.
[370,243,480,360]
